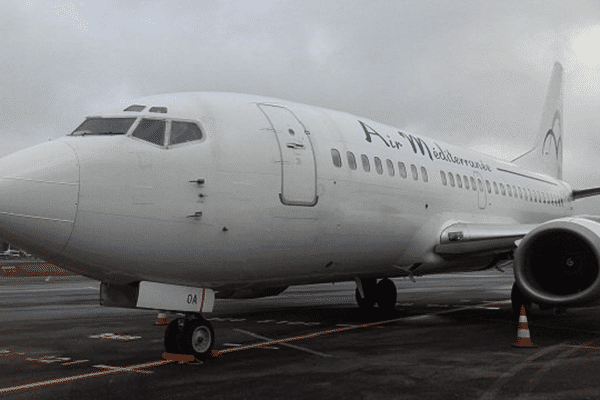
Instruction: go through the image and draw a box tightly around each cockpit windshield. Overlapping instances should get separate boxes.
[70,118,136,136]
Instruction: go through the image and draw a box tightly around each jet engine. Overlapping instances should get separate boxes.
[514,216,600,307]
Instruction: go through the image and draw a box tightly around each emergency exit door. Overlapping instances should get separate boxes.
[473,171,487,209]
[258,104,318,206]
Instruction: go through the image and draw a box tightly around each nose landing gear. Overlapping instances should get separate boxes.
[164,314,215,361]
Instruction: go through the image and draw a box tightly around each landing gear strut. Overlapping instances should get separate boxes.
[511,282,532,318]
[164,314,215,361]
[355,278,377,308]
[355,278,397,310]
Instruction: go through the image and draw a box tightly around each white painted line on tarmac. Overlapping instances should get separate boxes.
[61,360,89,366]
[93,364,153,374]
[234,328,333,358]
[88,333,141,341]
[405,300,510,321]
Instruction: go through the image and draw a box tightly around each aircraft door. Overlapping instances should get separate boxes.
[474,171,487,209]
[258,104,318,206]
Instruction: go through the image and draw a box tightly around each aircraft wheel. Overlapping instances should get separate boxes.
[180,317,215,361]
[511,282,532,318]
[376,278,397,310]
[164,319,183,354]
[355,278,377,308]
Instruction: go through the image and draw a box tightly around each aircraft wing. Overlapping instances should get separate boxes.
[434,223,538,256]
[571,187,600,200]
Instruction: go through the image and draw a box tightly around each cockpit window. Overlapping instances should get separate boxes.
[124,105,146,112]
[132,118,166,146]
[70,118,136,136]
[170,121,203,145]
[149,106,168,114]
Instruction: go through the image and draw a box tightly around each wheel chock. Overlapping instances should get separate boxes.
[162,352,195,363]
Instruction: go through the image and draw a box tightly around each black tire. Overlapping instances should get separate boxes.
[180,318,215,361]
[376,278,397,310]
[164,319,183,354]
[355,278,377,308]
[511,282,532,318]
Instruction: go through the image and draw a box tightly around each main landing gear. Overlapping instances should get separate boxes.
[355,278,397,310]
[164,314,215,361]
[511,282,532,318]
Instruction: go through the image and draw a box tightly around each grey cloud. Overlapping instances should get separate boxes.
[2,0,600,214]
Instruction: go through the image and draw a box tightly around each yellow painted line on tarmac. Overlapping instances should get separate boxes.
[0,359,173,394]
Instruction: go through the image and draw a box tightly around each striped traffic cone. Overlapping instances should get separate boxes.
[512,305,537,348]
[154,310,169,326]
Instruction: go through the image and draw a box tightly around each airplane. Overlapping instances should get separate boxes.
[0,247,20,258]
[0,62,598,361]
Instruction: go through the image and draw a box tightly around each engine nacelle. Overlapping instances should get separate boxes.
[514,216,600,307]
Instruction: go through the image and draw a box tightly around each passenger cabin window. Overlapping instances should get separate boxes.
[440,171,447,186]
[500,183,506,196]
[386,159,395,176]
[170,121,203,145]
[448,172,455,187]
[132,118,166,146]
[463,175,470,190]
[70,117,136,136]
[331,149,342,168]
[410,164,418,180]
[398,162,407,178]
[374,157,383,175]
[421,167,428,182]
[361,154,371,172]
[478,179,483,192]
[470,177,477,191]
[486,180,491,193]
[456,174,463,188]
[493,182,499,194]
[347,152,357,170]
[507,185,513,197]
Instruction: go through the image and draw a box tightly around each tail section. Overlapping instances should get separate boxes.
[512,62,563,179]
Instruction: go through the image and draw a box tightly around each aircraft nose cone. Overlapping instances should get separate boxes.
[0,140,79,255]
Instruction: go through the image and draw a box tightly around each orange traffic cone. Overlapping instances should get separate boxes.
[512,305,537,348]
[154,310,169,326]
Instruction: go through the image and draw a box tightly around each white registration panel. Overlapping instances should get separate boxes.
[136,281,215,313]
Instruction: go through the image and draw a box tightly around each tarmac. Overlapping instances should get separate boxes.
[2,269,600,399]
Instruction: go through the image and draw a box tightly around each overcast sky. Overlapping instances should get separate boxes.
[3,0,600,211]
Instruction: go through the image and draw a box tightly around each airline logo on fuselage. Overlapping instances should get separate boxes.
[358,120,492,172]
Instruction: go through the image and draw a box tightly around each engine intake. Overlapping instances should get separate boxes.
[514,217,600,307]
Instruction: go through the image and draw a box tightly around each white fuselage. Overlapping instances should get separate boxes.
[0,92,573,292]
